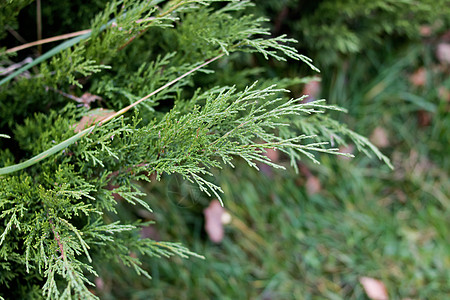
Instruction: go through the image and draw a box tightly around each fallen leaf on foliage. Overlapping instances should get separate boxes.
[440,29,450,41]
[259,146,280,177]
[338,144,354,160]
[104,183,123,201]
[419,25,432,37]
[74,109,116,132]
[302,80,321,102]
[94,277,105,291]
[80,93,102,108]
[297,163,321,195]
[140,225,161,240]
[359,277,389,300]
[265,148,279,163]
[204,199,226,243]
[436,43,450,64]
[417,110,432,127]
[259,148,280,177]
[370,127,389,148]
[394,189,407,203]
[409,68,427,87]
[305,175,321,195]
[297,163,312,177]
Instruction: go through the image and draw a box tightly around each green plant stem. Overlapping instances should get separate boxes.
[0,32,92,86]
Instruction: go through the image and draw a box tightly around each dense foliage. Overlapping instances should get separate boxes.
[255,0,450,66]
[0,1,395,299]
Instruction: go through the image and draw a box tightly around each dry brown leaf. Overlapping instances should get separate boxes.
[204,199,225,243]
[440,29,450,42]
[436,43,450,64]
[419,25,432,37]
[105,183,123,201]
[394,189,407,203]
[305,175,321,195]
[74,109,116,132]
[80,93,102,108]
[359,277,389,300]
[370,127,389,148]
[417,110,432,127]
[302,80,321,102]
[140,225,161,240]
[338,144,354,160]
[94,277,105,291]
[409,67,427,87]
[259,147,280,177]
[265,148,279,163]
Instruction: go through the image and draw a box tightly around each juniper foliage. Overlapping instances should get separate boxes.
[0,1,389,298]
[255,0,450,66]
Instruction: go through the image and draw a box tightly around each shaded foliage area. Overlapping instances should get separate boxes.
[1,0,449,299]
[0,0,392,299]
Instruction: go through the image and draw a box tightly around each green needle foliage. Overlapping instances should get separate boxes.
[254,0,450,67]
[0,1,389,299]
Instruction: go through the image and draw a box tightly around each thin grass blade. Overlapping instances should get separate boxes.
[0,32,92,86]
[0,126,93,175]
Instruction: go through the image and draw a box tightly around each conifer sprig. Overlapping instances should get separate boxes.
[0,1,393,298]
[0,53,224,176]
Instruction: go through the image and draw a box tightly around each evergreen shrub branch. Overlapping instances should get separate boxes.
[0,0,391,298]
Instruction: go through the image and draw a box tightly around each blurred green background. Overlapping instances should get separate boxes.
[3,0,450,299]
[101,1,450,299]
